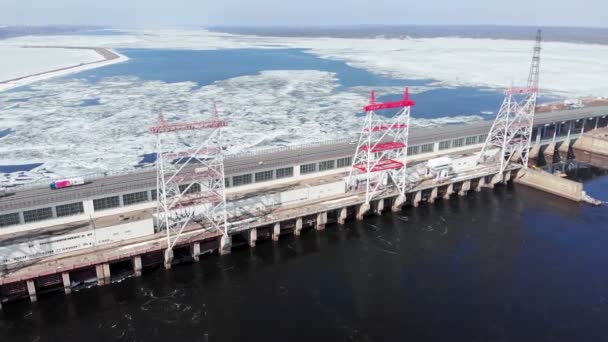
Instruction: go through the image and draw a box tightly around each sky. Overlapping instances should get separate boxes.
[1,0,606,28]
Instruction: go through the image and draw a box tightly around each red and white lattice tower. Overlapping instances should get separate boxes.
[479,29,542,174]
[348,88,415,209]
[149,105,229,268]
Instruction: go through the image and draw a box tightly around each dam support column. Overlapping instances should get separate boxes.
[558,140,571,159]
[376,199,384,215]
[272,223,281,241]
[295,218,303,236]
[476,177,486,192]
[96,263,111,285]
[26,280,37,303]
[337,208,348,225]
[489,173,503,189]
[248,228,257,248]
[412,191,422,207]
[443,184,454,200]
[316,212,327,231]
[102,263,111,284]
[220,234,232,256]
[392,195,405,212]
[164,248,174,269]
[190,243,201,262]
[62,272,72,295]
[504,171,512,183]
[96,265,106,286]
[459,180,471,196]
[133,256,143,277]
[428,187,438,204]
[357,203,370,220]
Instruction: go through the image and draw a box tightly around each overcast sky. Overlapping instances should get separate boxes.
[1,0,606,28]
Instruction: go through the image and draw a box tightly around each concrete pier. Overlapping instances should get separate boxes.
[295,218,303,236]
[428,187,438,204]
[443,184,454,200]
[272,223,281,241]
[26,280,37,303]
[459,180,471,196]
[504,171,512,183]
[489,173,503,189]
[133,256,143,277]
[95,264,105,286]
[164,248,174,269]
[392,195,405,212]
[476,177,486,192]
[248,228,257,247]
[316,212,327,230]
[220,234,232,255]
[357,202,370,220]
[190,243,200,262]
[515,169,584,202]
[529,144,541,160]
[376,199,384,215]
[573,127,608,168]
[337,208,347,225]
[544,142,556,162]
[558,140,571,158]
[412,191,422,207]
[62,272,71,295]
[95,264,111,286]
[103,263,111,284]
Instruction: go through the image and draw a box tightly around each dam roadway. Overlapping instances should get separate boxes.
[1,105,607,213]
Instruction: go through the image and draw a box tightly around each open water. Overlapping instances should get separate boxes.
[1,166,607,341]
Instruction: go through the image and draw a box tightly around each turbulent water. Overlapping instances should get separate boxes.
[1,166,607,342]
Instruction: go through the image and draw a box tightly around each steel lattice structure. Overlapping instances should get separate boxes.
[149,105,229,267]
[348,88,415,205]
[479,30,542,174]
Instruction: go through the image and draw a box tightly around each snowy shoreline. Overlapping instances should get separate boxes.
[0,47,129,93]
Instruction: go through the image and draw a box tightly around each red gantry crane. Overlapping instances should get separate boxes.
[348,88,415,216]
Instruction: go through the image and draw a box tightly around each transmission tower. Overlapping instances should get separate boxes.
[149,105,229,268]
[479,29,542,174]
[347,88,415,208]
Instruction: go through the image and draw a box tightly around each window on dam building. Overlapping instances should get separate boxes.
[465,136,478,145]
[337,157,352,168]
[56,202,85,217]
[407,146,420,155]
[255,170,274,183]
[23,207,53,223]
[0,212,20,228]
[233,174,252,186]
[300,163,317,175]
[439,141,451,150]
[93,196,120,211]
[122,191,149,206]
[179,183,201,194]
[275,167,294,179]
[318,160,335,171]
[420,143,434,153]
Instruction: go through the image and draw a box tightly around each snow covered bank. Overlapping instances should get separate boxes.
[0,47,128,92]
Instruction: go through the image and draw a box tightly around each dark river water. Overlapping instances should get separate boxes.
[1,166,608,342]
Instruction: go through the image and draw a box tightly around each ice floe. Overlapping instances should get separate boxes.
[0,70,485,183]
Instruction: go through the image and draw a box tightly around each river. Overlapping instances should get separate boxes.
[1,166,607,341]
